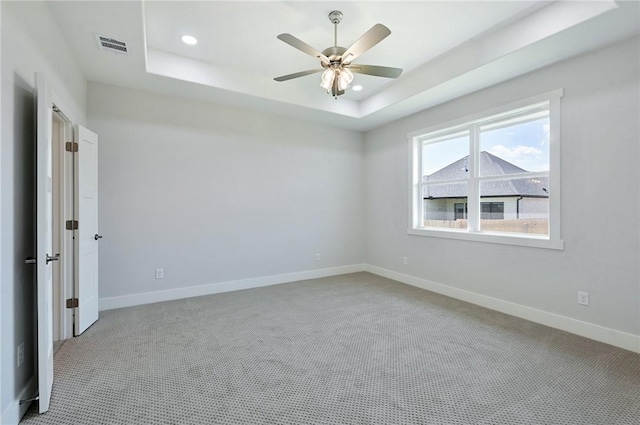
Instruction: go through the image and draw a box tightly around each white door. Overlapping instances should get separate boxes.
[74,126,99,334]
[36,73,55,413]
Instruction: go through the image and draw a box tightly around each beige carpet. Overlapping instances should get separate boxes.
[22,272,640,424]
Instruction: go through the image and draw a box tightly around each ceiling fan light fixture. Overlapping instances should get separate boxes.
[320,68,335,90]
[337,68,354,91]
[321,68,334,82]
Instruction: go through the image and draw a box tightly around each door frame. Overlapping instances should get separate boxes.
[52,105,75,341]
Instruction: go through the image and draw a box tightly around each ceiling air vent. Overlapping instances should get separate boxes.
[94,34,128,55]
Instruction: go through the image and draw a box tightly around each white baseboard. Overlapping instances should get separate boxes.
[98,263,639,353]
[1,376,36,425]
[99,264,366,311]
[365,264,640,354]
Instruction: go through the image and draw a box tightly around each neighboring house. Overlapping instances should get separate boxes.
[423,151,549,221]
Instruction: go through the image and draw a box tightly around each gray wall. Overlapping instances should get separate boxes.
[0,2,86,423]
[87,82,365,301]
[364,36,640,337]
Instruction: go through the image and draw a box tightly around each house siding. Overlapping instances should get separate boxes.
[424,196,548,221]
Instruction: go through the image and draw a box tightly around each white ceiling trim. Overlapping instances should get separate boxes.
[359,0,619,117]
[146,48,362,117]
[142,1,619,122]
[46,1,639,131]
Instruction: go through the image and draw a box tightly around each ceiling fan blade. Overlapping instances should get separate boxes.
[348,64,403,79]
[277,34,329,63]
[341,24,391,63]
[274,69,323,82]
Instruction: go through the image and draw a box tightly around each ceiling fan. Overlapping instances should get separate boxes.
[274,11,403,98]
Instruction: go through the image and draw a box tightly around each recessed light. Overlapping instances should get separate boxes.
[181,35,198,45]
[352,85,363,91]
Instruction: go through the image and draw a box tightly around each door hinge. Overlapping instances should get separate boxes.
[66,298,79,308]
[66,220,78,230]
[65,142,78,152]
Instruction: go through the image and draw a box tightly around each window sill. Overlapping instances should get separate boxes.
[407,227,564,250]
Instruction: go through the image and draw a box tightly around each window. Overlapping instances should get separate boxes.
[454,203,467,220]
[480,202,504,220]
[409,90,563,249]
[452,202,504,220]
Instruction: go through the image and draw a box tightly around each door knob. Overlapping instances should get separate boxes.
[46,254,60,264]
[24,257,37,265]
[94,234,103,241]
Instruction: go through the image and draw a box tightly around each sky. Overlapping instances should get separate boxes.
[423,117,550,176]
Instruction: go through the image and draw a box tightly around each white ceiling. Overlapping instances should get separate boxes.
[143,1,544,99]
[48,1,639,131]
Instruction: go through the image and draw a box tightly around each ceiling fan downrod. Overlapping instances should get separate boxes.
[328,10,343,47]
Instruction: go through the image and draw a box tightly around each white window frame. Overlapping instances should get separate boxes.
[408,89,563,250]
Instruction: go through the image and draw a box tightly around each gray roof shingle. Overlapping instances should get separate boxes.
[423,151,548,199]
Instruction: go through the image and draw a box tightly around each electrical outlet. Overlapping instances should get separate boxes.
[17,343,24,368]
[578,291,589,306]
[315,253,321,262]
[155,268,164,279]
[403,256,408,265]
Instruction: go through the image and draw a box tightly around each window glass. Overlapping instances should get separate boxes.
[481,202,504,220]
[423,181,468,229]
[454,203,468,220]
[480,114,549,177]
[422,132,469,182]
[479,179,549,235]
